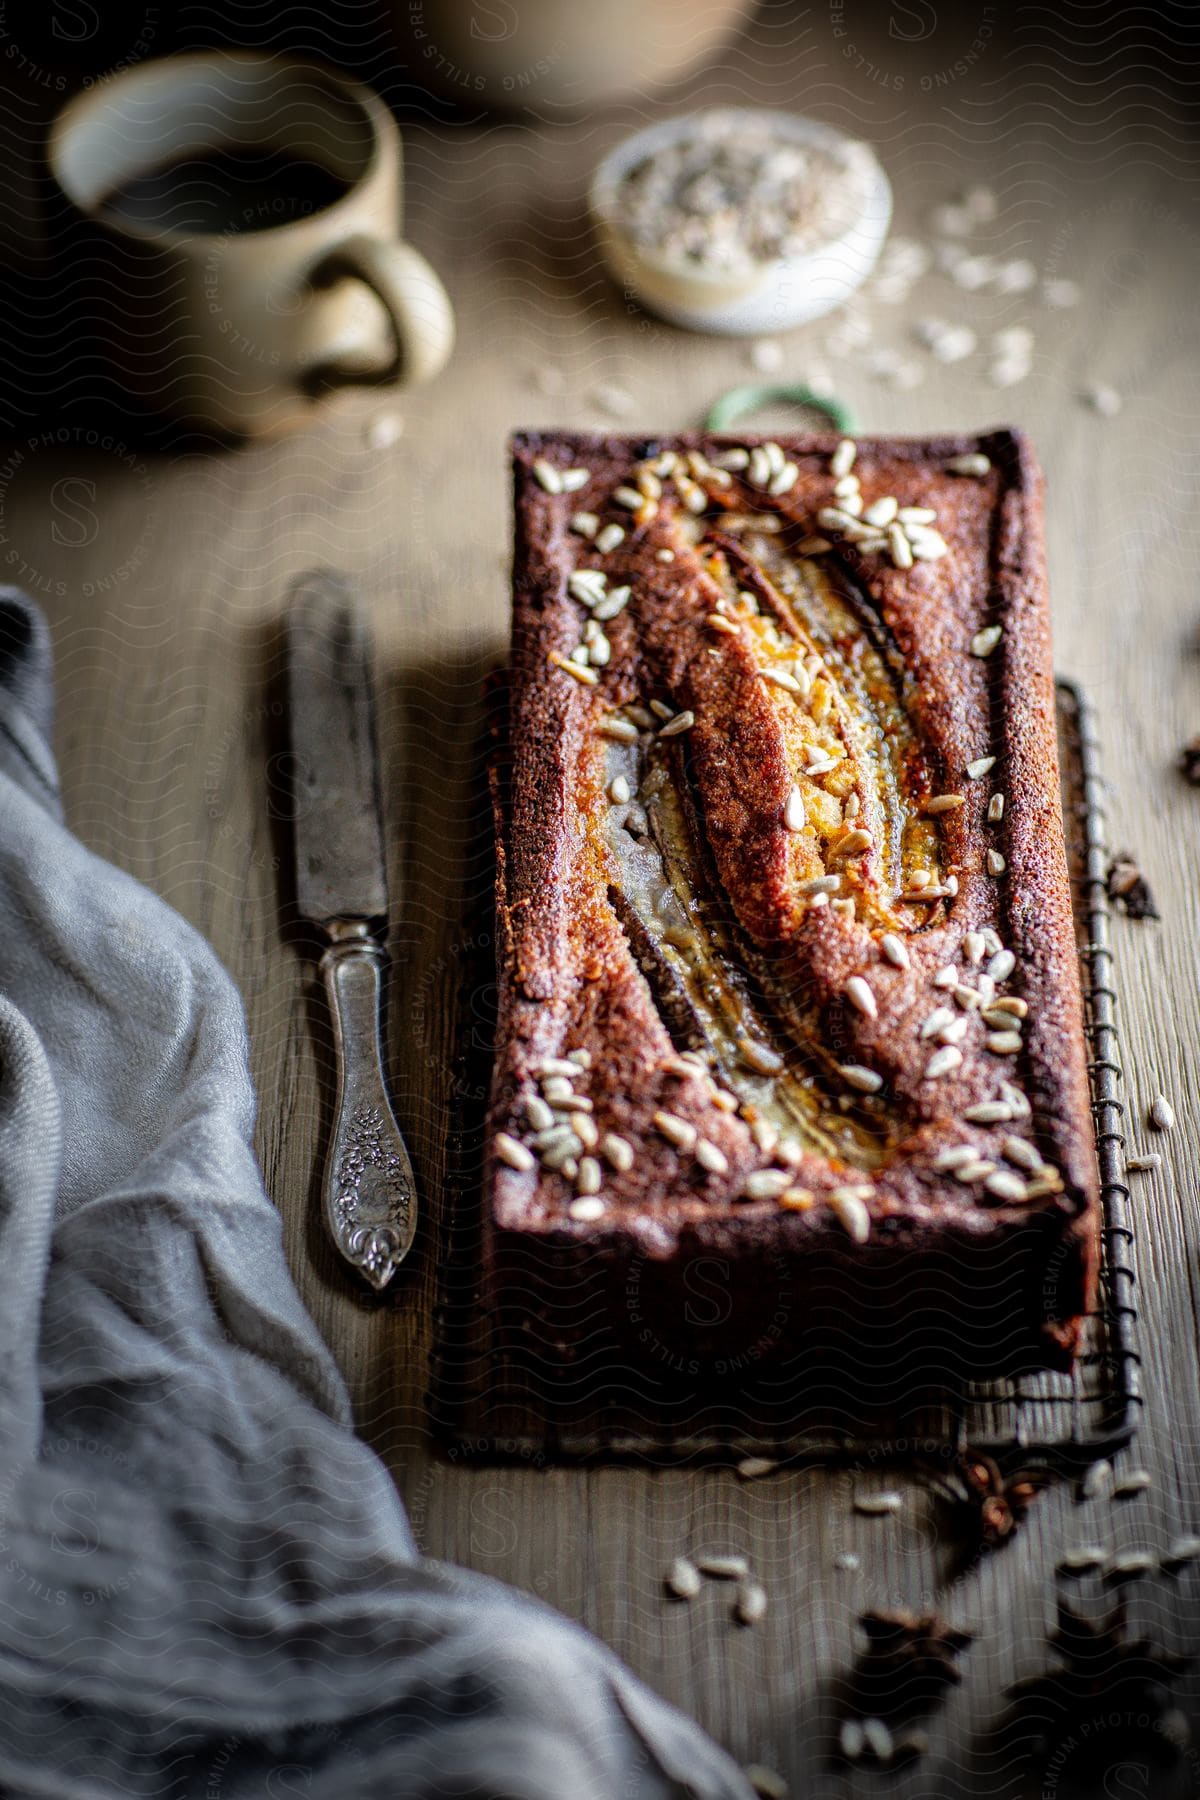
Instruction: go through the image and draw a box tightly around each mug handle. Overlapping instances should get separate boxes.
[304,233,455,390]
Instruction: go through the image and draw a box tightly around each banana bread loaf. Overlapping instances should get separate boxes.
[483,428,1097,1391]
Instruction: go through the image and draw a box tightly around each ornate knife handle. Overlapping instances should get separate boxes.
[319,921,417,1291]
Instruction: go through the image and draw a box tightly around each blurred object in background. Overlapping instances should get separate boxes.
[590,109,891,334]
[45,52,454,438]
[394,0,760,110]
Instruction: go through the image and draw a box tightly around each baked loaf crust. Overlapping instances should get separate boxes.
[485,429,1098,1388]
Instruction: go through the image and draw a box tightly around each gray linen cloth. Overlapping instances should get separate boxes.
[0,590,752,1800]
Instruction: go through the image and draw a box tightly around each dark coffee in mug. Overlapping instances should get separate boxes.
[99,145,350,236]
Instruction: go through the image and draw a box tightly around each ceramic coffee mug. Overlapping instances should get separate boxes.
[46,53,455,437]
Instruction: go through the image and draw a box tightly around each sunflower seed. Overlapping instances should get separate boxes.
[840,1064,883,1094]
[717,447,750,471]
[696,1138,729,1176]
[572,1114,599,1150]
[609,774,631,804]
[1113,1469,1153,1497]
[737,1457,778,1481]
[955,1160,997,1184]
[887,522,914,569]
[602,1132,634,1173]
[666,1556,702,1598]
[987,849,1007,876]
[1081,1460,1113,1501]
[845,975,877,1019]
[830,1187,872,1243]
[494,1132,535,1171]
[541,1073,577,1101]
[743,1168,793,1201]
[707,611,741,636]
[532,457,563,493]
[571,511,599,538]
[654,1110,697,1151]
[831,439,857,478]
[697,1553,750,1579]
[1058,1544,1107,1573]
[876,932,907,970]
[595,522,625,554]
[784,786,806,831]
[967,756,996,781]
[1162,1536,1200,1571]
[962,1103,1012,1129]
[575,1156,602,1196]
[1126,1153,1161,1172]
[939,1015,970,1046]
[751,1118,779,1154]
[770,461,799,496]
[925,1045,963,1080]
[548,650,598,685]
[947,452,991,477]
[985,1170,1029,1202]
[523,1094,556,1132]
[933,965,959,988]
[970,625,1003,657]
[1084,384,1122,418]
[1106,1550,1154,1581]
[590,630,615,673]
[864,496,899,527]
[986,949,1016,982]
[818,506,865,534]
[920,1007,956,1041]
[613,484,643,510]
[744,1764,788,1799]
[840,1719,865,1762]
[987,1031,1022,1055]
[935,1144,978,1171]
[1000,1080,1030,1118]
[800,875,841,897]
[987,792,1005,822]
[862,1719,894,1764]
[1150,1094,1176,1131]
[925,793,965,814]
[735,1580,769,1624]
[598,715,640,742]
[835,828,872,857]
[659,710,695,738]
[854,1491,902,1515]
[998,1137,1039,1173]
[540,1134,584,1171]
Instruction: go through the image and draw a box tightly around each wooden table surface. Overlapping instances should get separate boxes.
[4,6,1200,1793]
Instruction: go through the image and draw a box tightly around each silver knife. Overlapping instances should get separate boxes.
[284,570,416,1291]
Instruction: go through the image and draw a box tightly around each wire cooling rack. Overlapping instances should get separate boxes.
[429,680,1141,1472]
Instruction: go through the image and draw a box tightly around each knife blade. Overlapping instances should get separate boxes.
[283,570,417,1292]
[286,570,389,926]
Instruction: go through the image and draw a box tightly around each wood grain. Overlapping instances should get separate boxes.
[4,7,1199,1791]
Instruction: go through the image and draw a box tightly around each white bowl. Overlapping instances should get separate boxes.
[589,109,892,337]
